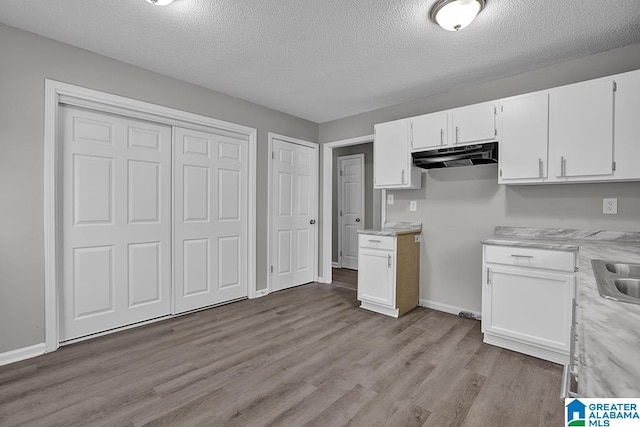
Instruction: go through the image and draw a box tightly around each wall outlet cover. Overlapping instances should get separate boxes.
[603,198,618,215]
[409,200,417,211]
[387,194,394,205]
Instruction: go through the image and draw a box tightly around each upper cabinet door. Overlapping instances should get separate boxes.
[411,111,448,151]
[499,91,549,183]
[612,69,640,181]
[374,119,411,188]
[551,78,614,179]
[451,101,498,145]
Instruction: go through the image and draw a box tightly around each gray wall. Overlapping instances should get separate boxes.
[332,143,374,263]
[319,42,640,313]
[0,24,318,353]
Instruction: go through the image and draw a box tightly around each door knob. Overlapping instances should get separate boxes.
[355,218,361,222]
[309,219,316,225]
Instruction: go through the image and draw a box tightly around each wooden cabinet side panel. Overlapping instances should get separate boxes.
[396,233,420,316]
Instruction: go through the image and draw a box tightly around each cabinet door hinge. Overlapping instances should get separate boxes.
[272,151,275,159]
[612,161,617,172]
[494,128,498,137]
[494,106,497,115]
[486,267,491,285]
[501,105,504,113]
[270,265,274,273]
[613,81,617,92]
[340,170,343,176]
[499,169,503,177]
[339,210,343,216]
[339,250,342,257]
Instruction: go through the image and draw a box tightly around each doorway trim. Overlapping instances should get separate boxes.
[321,134,384,284]
[337,153,365,270]
[266,132,319,295]
[44,79,257,353]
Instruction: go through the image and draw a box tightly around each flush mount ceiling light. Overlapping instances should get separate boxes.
[430,0,486,32]
[145,0,174,5]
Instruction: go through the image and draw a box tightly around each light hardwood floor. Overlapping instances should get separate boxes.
[0,283,564,426]
[332,268,358,291]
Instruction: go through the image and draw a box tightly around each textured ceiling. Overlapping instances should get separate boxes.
[1,1,640,123]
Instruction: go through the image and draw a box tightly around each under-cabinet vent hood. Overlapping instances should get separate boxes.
[412,142,498,169]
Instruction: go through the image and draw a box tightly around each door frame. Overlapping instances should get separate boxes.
[337,153,365,270]
[44,80,257,352]
[266,132,319,295]
[321,135,384,284]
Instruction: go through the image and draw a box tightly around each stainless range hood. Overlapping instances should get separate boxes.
[412,142,498,169]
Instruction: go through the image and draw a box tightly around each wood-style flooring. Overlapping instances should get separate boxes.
[332,268,358,291]
[0,283,564,426]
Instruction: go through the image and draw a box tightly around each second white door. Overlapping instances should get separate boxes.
[271,138,318,291]
[338,154,364,270]
[174,127,249,313]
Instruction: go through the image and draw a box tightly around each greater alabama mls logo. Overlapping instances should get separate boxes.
[567,399,587,426]
[566,398,640,427]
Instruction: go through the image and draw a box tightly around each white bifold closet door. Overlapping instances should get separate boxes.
[174,127,249,313]
[60,106,172,341]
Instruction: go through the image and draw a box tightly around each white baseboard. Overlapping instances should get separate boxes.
[419,299,481,320]
[0,343,46,367]
[331,262,340,268]
[254,289,269,298]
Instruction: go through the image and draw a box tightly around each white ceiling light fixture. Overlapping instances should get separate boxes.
[145,0,175,5]
[430,0,486,32]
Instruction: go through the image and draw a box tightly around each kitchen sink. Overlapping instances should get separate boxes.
[615,279,640,299]
[592,260,640,305]
[606,263,640,277]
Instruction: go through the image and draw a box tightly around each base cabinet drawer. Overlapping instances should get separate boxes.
[484,244,576,272]
[359,235,395,251]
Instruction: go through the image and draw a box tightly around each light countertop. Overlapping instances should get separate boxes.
[358,221,422,237]
[483,226,640,398]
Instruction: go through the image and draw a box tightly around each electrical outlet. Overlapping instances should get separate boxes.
[409,201,417,212]
[414,235,421,243]
[387,194,394,205]
[603,198,618,215]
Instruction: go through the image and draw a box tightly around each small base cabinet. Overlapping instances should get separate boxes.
[482,244,577,364]
[358,233,420,317]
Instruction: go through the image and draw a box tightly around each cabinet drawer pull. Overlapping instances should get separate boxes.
[455,126,460,143]
[368,239,381,243]
[510,254,534,259]
[388,254,392,268]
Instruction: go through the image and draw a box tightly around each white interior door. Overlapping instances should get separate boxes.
[174,127,249,313]
[60,105,171,341]
[271,138,318,291]
[338,154,364,270]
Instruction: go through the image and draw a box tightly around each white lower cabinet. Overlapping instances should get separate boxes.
[482,244,576,364]
[359,248,395,308]
[357,233,420,317]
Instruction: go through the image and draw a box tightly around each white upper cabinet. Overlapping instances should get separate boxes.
[549,77,615,180]
[498,91,550,183]
[450,100,498,146]
[374,119,421,189]
[411,111,448,151]
[612,69,640,181]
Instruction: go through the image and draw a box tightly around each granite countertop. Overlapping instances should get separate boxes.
[483,226,640,398]
[358,221,422,237]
